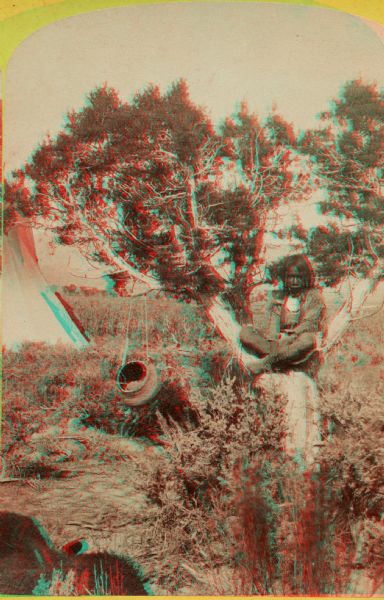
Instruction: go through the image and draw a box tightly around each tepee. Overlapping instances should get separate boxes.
[2,221,89,349]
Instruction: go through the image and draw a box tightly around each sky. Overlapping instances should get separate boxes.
[4,2,384,286]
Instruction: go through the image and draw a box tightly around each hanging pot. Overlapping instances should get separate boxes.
[116,358,160,406]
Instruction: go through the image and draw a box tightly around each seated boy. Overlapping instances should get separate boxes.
[240,254,325,376]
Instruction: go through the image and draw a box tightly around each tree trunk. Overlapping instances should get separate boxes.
[322,278,378,351]
[258,371,322,467]
[205,294,262,368]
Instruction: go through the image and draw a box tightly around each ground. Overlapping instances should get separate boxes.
[1,286,383,595]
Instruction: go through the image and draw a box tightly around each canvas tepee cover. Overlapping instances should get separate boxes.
[2,222,89,349]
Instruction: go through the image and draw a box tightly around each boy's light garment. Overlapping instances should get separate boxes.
[255,287,325,341]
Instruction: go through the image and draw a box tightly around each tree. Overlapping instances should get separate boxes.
[5,79,382,365]
[213,107,305,319]
[298,79,384,347]
[5,81,306,366]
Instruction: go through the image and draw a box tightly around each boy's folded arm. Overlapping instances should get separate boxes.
[294,290,325,335]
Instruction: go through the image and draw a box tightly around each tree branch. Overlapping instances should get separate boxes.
[205,294,262,369]
[322,278,379,351]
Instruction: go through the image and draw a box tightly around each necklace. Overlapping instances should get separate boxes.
[285,296,301,312]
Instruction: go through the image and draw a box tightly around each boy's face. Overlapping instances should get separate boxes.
[284,265,305,293]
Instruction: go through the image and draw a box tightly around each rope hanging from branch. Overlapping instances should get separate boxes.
[116,293,160,406]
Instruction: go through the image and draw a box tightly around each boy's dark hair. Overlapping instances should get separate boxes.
[280,254,316,290]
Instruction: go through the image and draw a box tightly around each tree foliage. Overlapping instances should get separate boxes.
[5,78,383,333]
[5,81,303,317]
[299,80,384,283]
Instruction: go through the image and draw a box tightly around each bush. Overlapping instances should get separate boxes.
[2,293,383,594]
[124,375,359,595]
[316,308,384,592]
[2,293,230,476]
